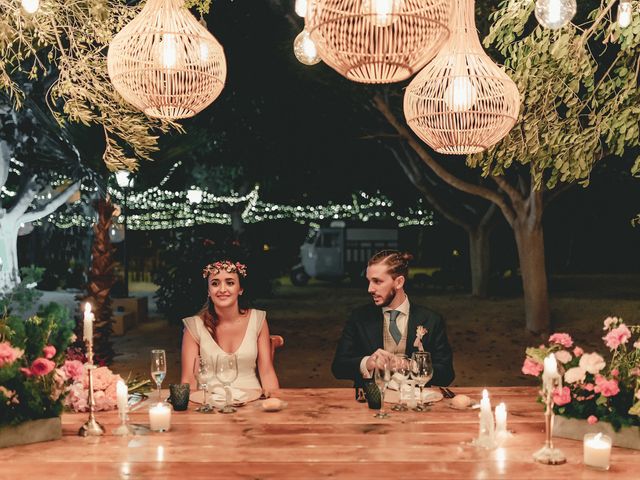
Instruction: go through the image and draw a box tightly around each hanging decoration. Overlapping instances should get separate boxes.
[403,0,520,154]
[293,30,321,65]
[107,0,226,120]
[305,0,450,83]
[534,0,576,30]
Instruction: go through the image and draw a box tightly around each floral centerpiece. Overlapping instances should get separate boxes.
[522,317,640,432]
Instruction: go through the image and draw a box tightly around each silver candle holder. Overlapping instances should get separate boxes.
[533,376,566,465]
[78,339,105,437]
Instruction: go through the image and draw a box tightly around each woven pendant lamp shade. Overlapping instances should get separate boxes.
[305,0,451,84]
[107,0,226,120]
[403,0,520,154]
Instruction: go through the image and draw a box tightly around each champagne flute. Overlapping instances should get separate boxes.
[373,361,391,419]
[150,349,167,403]
[215,353,238,414]
[391,354,410,411]
[411,351,433,412]
[193,355,214,413]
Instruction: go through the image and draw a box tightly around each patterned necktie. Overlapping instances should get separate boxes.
[388,310,402,344]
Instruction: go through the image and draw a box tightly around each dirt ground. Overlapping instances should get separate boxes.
[110,274,640,390]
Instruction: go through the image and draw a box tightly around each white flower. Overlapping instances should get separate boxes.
[579,352,606,375]
[554,350,572,364]
[564,366,586,384]
[603,316,619,330]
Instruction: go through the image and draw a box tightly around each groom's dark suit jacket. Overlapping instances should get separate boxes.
[331,303,455,388]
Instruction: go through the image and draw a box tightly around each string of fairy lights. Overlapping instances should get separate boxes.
[2,164,434,231]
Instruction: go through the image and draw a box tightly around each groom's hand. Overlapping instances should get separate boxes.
[365,349,395,371]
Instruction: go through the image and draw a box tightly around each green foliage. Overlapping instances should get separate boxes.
[470,0,640,189]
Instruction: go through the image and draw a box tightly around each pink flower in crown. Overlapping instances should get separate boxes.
[587,415,598,425]
[594,375,620,397]
[521,358,543,376]
[603,324,631,350]
[63,360,85,382]
[552,386,571,406]
[548,333,573,348]
[603,317,619,330]
[573,346,584,357]
[42,345,56,359]
[30,358,55,376]
[0,341,24,367]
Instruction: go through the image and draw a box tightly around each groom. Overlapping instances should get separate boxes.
[332,250,454,389]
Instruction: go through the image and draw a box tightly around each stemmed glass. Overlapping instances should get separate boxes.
[391,354,410,411]
[411,351,433,412]
[194,355,214,413]
[150,349,166,403]
[215,353,238,414]
[373,361,391,419]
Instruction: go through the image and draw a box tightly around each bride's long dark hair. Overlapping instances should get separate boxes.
[197,271,249,340]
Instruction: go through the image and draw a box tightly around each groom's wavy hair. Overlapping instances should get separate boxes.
[368,250,413,280]
[198,260,249,337]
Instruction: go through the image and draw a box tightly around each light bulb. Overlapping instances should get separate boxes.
[293,30,321,66]
[295,0,308,18]
[21,0,39,14]
[535,0,576,29]
[362,0,403,28]
[187,188,203,204]
[617,1,632,28]
[443,76,478,112]
[160,34,178,69]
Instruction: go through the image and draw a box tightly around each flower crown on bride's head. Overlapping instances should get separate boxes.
[202,260,248,278]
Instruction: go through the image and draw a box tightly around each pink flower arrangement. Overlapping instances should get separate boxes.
[548,333,573,348]
[43,345,56,360]
[65,366,122,412]
[587,415,598,424]
[594,375,620,397]
[522,358,544,376]
[603,324,632,350]
[63,359,84,381]
[553,386,571,406]
[29,358,56,376]
[0,341,23,367]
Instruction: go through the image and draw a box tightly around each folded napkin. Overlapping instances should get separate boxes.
[208,386,248,403]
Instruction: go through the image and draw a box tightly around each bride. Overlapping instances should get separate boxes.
[180,260,279,393]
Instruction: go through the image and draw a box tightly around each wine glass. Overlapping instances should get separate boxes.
[215,353,238,414]
[193,355,214,413]
[373,361,391,419]
[411,351,433,412]
[391,354,410,411]
[150,349,166,403]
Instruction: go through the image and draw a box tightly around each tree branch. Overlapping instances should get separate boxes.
[21,181,80,224]
[7,175,39,220]
[371,93,516,225]
[0,141,10,190]
[492,174,525,213]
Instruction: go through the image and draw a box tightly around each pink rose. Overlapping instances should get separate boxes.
[554,350,572,364]
[587,415,598,425]
[584,383,594,391]
[603,317,619,330]
[573,346,584,357]
[0,341,24,367]
[594,375,620,397]
[42,345,56,359]
[611,369,619,378]
[549,333,573,348]
[603,324,632,350]
[522,358,544,376]
[89,366,116,391]
[30,358,55,376]
[553,386,571,406]
[63,360,85,381]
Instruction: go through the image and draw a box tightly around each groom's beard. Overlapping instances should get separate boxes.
[377,289,396,308]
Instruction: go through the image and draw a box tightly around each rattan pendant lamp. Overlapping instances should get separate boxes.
[107,0,226,120]
[403,0,520,154]
[305,0,451,84]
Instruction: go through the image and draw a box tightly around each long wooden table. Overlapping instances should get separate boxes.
[1,387,638,478]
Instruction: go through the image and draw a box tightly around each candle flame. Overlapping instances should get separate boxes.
[482,389,488,400]
[84,303,92,314]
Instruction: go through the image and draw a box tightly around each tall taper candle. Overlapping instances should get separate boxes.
[116,379,128,415]
[83,303,94,342]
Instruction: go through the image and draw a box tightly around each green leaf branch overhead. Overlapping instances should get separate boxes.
[0,0,185,171]
[474,0,640,190]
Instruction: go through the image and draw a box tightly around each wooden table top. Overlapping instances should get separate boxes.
[1,387,639,479]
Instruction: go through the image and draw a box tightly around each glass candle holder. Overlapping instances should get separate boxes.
[583,433,612,470]
[149,402,172,432]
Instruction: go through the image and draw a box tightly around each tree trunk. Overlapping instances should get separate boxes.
[0,222,20,292]
[468,226,491,298]
[513,217,550,334]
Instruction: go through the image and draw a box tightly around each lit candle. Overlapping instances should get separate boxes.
[495,403,507,435]
[116,380,128,416]
[542,354,560,391]
[478,388,495,445]
[149,403,171,432]
[480,389,491,413]
[583,433,612,470]
[83,303,94,342]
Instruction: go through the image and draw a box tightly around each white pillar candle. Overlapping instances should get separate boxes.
[583,433,612,470]
[495,403,507,434]
[116,380,128,415]
[478,389,495,443]
[83,303,94,342]
[149,403,171,432]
